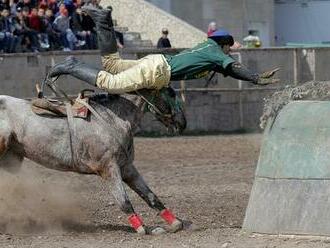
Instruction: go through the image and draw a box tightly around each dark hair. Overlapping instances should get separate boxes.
[162,28,169,35]
[209,35,234,47]
[22,6,30,12]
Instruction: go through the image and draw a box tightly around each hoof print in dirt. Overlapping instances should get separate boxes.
[182,220,201,232]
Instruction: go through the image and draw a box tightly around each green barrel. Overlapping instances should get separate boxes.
[243,101,330,236]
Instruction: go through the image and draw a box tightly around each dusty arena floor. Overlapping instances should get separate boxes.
[0,134,330,247]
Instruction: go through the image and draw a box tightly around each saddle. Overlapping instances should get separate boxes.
[31,91,90,119]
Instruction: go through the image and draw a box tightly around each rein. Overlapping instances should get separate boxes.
[40,75,73,103]
[134,90,171,118]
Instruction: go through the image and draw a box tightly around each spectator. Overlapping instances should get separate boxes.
[38,0,48,11]
[53,7,85,51]
[207,21,217,37]
[45,8,54,23]
[18,6,39,51]
[37,8,50,49]
[16,0,34,12]
[81,10,96,49]
[71,6,96,49]
[47,0,58,17]
[0,0,10,12]
[9,0,18,15]
[63,0,75,16]
[53,7,70,50]
[0,8,18,53]
[44,9,60,49]
[29,7,41,32]
[243,30,261,48]
[157,28,171,48]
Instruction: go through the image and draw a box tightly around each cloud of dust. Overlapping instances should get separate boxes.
[0,161,88,235]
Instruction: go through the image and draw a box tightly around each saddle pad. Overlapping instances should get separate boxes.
[31,98,90,119]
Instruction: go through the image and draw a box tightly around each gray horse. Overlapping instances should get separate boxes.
[0,88,186,234]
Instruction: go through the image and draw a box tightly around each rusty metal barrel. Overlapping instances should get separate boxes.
[244,101,330,236]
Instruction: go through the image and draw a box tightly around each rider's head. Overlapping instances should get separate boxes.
[208,29,234,54]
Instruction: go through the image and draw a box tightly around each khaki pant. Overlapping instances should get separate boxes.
[96,53,171,94]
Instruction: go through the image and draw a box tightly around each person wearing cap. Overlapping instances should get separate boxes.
[207,21,217,37]
[157,28,171,48]
[47,6,279,94]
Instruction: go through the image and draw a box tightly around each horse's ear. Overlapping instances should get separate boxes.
[36,83,43,98]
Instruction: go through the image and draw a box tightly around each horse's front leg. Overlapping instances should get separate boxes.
[109,163,147,235]
[121,164,183,233]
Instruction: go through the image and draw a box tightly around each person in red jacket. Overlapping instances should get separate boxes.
[29,8,41,32]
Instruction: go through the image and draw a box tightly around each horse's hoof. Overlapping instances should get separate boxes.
[168,219,183,233]
[136,226,147,235]
[151,226,167,235]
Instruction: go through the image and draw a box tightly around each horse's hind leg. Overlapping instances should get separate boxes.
[109,164,147,234]
[121,164,183,233]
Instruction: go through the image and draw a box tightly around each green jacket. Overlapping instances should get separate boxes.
[165,38,235,81]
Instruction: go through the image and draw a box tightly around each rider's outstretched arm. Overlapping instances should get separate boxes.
[225,62,259,84]
[224,62,280,85]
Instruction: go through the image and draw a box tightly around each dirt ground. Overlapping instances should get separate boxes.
[1,134,330,248]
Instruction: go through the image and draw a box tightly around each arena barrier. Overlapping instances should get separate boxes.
[244,100,330,236]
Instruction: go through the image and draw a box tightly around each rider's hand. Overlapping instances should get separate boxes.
[259,67,280,79]
[256,67,281,85]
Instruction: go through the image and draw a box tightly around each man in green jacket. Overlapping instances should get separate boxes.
[48,6,279,93]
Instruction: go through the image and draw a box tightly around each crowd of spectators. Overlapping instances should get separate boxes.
[0,0,100,53]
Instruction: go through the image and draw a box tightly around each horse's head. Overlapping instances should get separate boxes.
[143,87,187,134]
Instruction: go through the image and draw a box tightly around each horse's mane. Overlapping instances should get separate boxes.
[89,93,120,105]
[88,92,143,108]
[87,92,144,130]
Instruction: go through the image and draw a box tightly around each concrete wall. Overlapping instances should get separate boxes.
[0,51,102,98]
[138,88,276,134]
[0,47,328,133]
